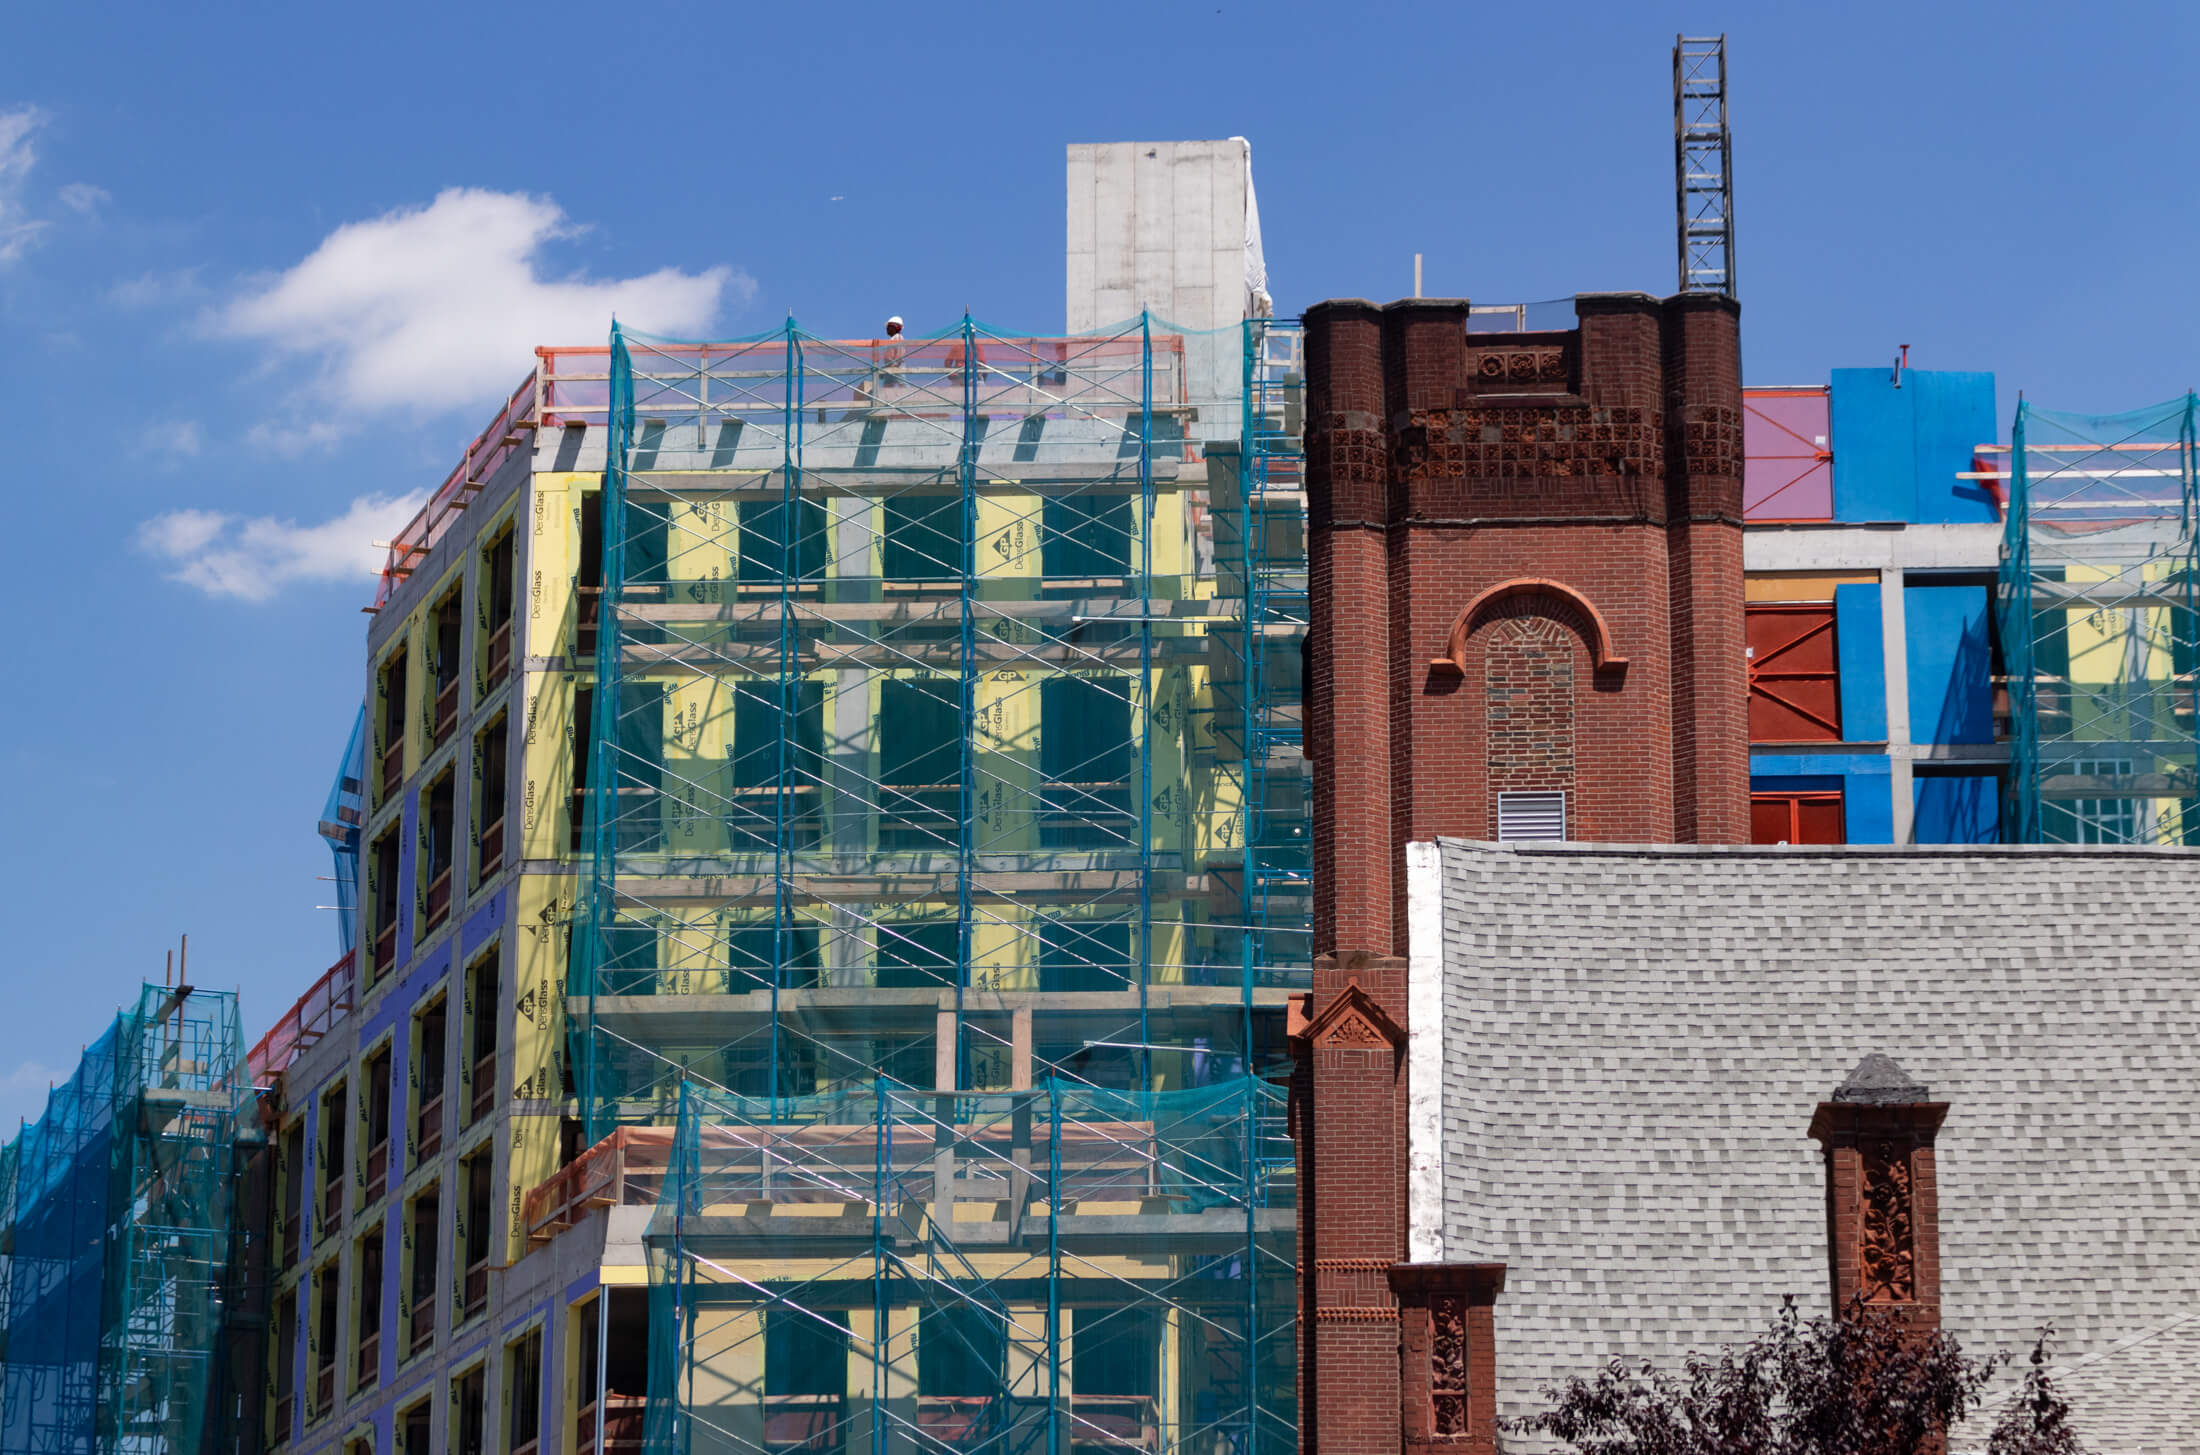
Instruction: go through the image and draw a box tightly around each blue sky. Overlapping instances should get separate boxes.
[2,1,2194,1124]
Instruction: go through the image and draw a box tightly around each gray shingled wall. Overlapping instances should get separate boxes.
[1432,840,2200,1453]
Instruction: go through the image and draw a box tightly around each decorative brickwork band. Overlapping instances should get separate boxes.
[1389,1263,1505,1455]
[1807,1054,1948,1330]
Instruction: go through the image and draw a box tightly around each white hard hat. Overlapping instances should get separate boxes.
[886,316,903,327]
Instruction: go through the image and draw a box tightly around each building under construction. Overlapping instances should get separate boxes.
[0,984,263,1455]
[257,139,1309,1455]
[1999,394,2199,845]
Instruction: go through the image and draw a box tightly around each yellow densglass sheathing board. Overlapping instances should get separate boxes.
[530,471,589,655]
[506,871,574,1260]
[520,668,579,862]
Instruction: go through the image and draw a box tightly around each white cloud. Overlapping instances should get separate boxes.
[136,493,427,602]
[58,181,107,214]
[109,267,207,308]
[0,106,50,265]
[218,187,745,428]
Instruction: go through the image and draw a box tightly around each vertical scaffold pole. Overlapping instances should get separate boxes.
[772,321,802,1119]
[2003,399,2034,843]
[1237,320,1258,1076]
[1243,1076,1258,1455]
[958,314,979,1093]
[873,1078,891,1455]
[1136,314,1155,1086]
[1046,1081,1062,1455]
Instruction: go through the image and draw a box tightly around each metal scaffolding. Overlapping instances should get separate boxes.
[642,1077,1294,1455]
[1214,320,1309,993]
[1999,394,2200,844]
[0,984,250,1455]
[563,312,1306,1455]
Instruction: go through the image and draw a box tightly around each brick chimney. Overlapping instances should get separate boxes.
[1807,1054,1949,1330]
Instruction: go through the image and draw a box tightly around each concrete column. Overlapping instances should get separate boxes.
[1009,1008,1034,1092]
[826,664,875,991]
[935,1011,959,1093]
[1880,568,1915,842]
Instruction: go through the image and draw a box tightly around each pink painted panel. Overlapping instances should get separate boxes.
[1744,388,1833,520]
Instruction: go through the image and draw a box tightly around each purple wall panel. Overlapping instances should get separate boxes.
[1744,388,1833,519]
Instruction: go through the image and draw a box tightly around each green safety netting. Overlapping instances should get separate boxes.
[0,984,250,1455]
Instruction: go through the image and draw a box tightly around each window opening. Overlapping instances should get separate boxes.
[570,684,593,854]
[380,647,408,802]
[416,997,446,1164]
[507,1326,543,1455]
[424,772,456,933]
[319,1082,347,1236]
[355,1222,384,1392]
[273,1283,297,1437]
[727,921,820,993]
[766,1306,849,1450]
[409,1186,439,1356]
[313,1263,339,1418]
[737,496,830,583]
[371,827,401,979]
[1042,492,1134,584]
[434,588,464,745]
[280,1120,305,1269]
[1039,918,1131,995]
[576,492,604,659]
[881,493,970,582]
[363,1047,392,1204]
[454,1364,487,1455]
[483,528,516,690]
[1039,677,1132,847]
[876,920,959,990]
[477,717,509,883]
[878,679,960,850]
[461,1150,491,1322]
[468,949,500,1125]
[729,683,824,850]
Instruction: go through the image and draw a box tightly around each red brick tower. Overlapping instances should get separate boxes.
[1291,292,1748,1455]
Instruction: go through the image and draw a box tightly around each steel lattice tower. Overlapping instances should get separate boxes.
[1674,34,1737,296]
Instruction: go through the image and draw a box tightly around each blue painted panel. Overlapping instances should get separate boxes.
[1830,368,1913,522]
[461,890,506,954]
[1828,368,1998,524]
[1909,371,1998,523]
[396,791,418,968]
[1905,584,1994,745]
[1750,751,1894,844]
[1914,773,2001,844]
[1834,584,1887,742]
[1844,771,1895,845]
[1751,774,1843,792]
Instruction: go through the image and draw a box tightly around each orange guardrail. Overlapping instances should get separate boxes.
[248,952,356,1084]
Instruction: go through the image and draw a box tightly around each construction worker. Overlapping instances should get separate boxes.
[881,316,905,389]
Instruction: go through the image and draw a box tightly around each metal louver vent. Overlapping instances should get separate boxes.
[1497,791,1567,842]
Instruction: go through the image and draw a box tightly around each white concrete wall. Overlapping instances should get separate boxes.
[1066,139,1253,334]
